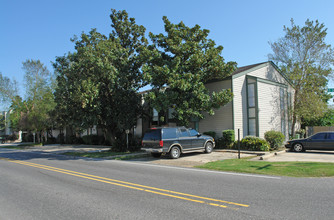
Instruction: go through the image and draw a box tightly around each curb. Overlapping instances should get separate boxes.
[259,150,287,160]
[215,149,268,156]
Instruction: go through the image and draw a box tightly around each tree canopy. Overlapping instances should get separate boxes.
[143,16,236,125]
[269,19,334,135]
[0,60,56,142]
[10,60,55,141]
[0,72,19,108]
[53,9,148,148]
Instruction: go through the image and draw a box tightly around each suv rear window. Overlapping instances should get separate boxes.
[143,129,162,141]
[162,128,177,139]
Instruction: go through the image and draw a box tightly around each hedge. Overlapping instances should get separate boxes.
[82,135,104,145]
[234,136,270,151]
[222,129,235,146]
[203,131,216,139]
[264,130,285,150]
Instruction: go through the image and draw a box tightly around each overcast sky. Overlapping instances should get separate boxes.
[1,0,334,109]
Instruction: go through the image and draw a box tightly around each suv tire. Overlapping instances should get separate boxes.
[170,146,181,159]
[205,142,213,153]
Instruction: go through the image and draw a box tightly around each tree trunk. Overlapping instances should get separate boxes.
[291,90,299,138]
[291,114,297,138]
[103,127,116,147]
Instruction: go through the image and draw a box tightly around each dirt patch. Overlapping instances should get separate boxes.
[146,151,255,167]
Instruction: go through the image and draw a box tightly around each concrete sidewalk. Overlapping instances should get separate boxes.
[265,150,334,163]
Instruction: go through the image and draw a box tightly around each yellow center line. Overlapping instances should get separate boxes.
[0,157,249,209]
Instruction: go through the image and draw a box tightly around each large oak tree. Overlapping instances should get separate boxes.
[54,10,147,148]
[143,17,236,126]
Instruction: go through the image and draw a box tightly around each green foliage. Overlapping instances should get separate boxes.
[234,136,270,151]
[269,19,334,136]
[54,9,147,144]
[6,134,18,141]
[264,130,285,150]
[57,133,65,144]
[214,137,226,149]
[0,114,5,132]
[111,138,127,152]
[0,72,19,108]
[203,131,216,139]
[22,133,34,142]
[143,16,236,125]
[82,135,104,145]
[7,60,56,144]
[45,136,57,145]
[223,129,235,145]
[303,109,334,126]
[214,130,235,149]
[66,135,83,145]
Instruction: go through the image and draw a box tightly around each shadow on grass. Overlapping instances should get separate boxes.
[254,164,272,170]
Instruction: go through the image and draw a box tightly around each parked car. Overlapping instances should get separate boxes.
[285,132,334,152]
[141,127,215,159]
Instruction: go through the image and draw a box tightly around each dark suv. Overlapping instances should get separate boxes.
[141,127,215,159]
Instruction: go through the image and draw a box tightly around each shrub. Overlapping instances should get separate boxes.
[203,131,216,139]
[67,135,83,145]
[233,136,269,151]
[214,137,225,149]
[23,133,34,142]
[222,129,235,146]
[7,134,18,141]
[81,135,104,145]
[45,136,57,145]
[111,138,127,152]
[264,130,285,151]
[213,130,235,149]
[57,133,65,144]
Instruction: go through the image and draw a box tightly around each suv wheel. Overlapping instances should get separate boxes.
[205,142,213,153]
[170,146,181,159]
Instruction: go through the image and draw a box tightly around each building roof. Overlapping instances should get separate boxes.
[232,62,268,76]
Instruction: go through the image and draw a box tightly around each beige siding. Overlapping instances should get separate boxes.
[244,63,294,140]
[248,64,289,85]
[257,81,281,138]
[198,79,233,137]
[232,75,247,139]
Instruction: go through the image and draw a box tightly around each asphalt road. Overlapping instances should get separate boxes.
[1,148,334,220]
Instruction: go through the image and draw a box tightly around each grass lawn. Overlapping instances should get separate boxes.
[197,157,334,177]
[62,151,148,160]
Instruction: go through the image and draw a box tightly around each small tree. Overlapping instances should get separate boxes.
[0,72,19,108]
[9,60,56,142]
[269,19,334,136]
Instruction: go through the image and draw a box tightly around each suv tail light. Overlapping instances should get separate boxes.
[159,140,163,147]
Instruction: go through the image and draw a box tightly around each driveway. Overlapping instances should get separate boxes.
[136,151,255,167]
